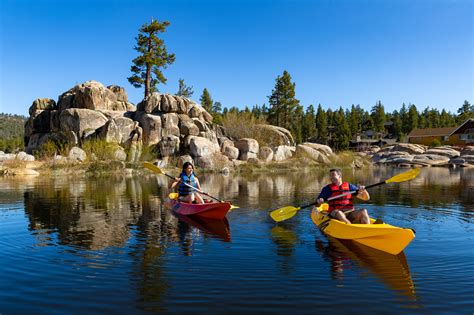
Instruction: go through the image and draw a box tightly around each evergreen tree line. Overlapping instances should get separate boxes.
[0,113,26,152]
[190,71,473,151]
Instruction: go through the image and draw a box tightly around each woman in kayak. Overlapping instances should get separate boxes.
[316,168,370,224]
[170,162,205,204]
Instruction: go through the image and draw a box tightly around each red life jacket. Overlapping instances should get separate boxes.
[328,182,354,212]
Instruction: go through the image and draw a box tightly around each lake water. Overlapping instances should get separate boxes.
[0,167,473,314]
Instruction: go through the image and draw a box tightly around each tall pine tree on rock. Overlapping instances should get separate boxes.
[128,19,175,99]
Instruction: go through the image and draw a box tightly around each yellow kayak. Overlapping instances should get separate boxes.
[311,204,415,255]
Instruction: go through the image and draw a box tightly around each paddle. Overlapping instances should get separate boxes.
[270,168,421,222]
[143,162,238,209]
[169,192,179,200]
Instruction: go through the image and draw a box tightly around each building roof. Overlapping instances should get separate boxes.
[407,119,474,138]
[450,118,474,135]
[407,127,457,137]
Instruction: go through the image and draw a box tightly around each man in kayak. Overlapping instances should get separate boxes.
[170,162,205,204]
[316,168,370,224]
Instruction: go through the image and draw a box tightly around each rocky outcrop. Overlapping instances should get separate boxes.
[235,138,259,161]
[254,124,294,146]
[370,145,474,167]
[58,81,135,111]
[273,145,295,161]
[295,143,332,164]
[258,146,273,162]
[23,80,307,169]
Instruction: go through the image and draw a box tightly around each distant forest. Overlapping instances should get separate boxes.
[216,99,474,150]
[200,71,473,150]
[0,113,26,152]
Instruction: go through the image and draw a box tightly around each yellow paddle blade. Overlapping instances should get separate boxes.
[270,206,301,222]
[230,205,239,210]
[385,168,421,183]
[168,192,179,200]
[142,162,163,174]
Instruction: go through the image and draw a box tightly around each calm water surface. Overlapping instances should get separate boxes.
[0,167,473,314]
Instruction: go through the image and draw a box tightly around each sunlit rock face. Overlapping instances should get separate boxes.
[24,80,303,168]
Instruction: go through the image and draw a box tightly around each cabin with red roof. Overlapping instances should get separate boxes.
[406,119,474,146]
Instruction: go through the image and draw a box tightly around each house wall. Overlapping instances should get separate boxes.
[408,134,472,146]
[408,136,444,145]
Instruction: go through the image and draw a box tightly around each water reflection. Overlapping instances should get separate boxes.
[270,225,298,274]
[21,175,233,251]
[315,235,419,302]
[174,213,231,243]
[12,167,474,252]
[1,166,473,313]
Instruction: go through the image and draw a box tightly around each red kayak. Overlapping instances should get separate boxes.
[164,198,231,220]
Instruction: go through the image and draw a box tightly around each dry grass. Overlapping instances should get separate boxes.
[82,138,118,162]
[0,158,28,169]
[222,112,282,146]
[327,150,371,169]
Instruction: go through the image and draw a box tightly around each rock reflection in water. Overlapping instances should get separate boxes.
[23,175,174,249]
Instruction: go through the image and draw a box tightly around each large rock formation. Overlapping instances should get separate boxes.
[24,80,302,168]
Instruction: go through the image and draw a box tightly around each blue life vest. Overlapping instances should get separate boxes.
[178,172,197,196]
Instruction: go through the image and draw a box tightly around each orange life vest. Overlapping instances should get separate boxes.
[328,182,354,212]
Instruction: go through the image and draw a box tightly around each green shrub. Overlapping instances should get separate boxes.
[81,138,117,161]
[430,139,441,147]
[34,139,69,160]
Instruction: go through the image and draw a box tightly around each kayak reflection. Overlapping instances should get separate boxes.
[174,213,231,243]
[316,235,418,301]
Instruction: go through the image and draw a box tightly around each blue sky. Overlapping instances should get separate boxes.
[0,0,472,116]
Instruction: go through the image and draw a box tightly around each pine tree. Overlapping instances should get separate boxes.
[212,101,223,124]
[371,101,386,133]
[315,104,328,144]
[407,104,419,133]
[293,105,304,144]
[391,110,403,141]
[267,70,300,132]
[332,107,350,150]
[419,109,428,129]
[348,105,362,137]
[400,103,410,134]
[440,109,455,127]
[212,101,222,115]
[302,104,316,142]
[128,19,176,98]
[200,88,213,113]
[362,111,374,132]
[176,79,194,97]
[457,100,474,123]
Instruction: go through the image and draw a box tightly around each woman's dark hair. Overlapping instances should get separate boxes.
[182,162,194,172]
